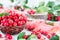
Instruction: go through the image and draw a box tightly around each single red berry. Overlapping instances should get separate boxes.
[58,16,60,21]
[13,22,17,26]
[31,31,36,34]
[5,34,12,39]
[46,34,51,39]
[8,19,13,24]
[4,22,9,26]
[19,16,23,20]
[8,15,13,19]
[48,17,51,20]
[37,34,41,39]
[23,35,28,39]
[0,34,2,38]
[9,24,13,27]
[52,33,56,36]
[14,19,19,22]
[18,21,23,26]
[48,14,52,18]
[55,16,58,20]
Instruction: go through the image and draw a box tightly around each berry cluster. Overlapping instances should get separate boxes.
[0,11,27,27]
[32,30,56,39]
[47,13,60,21]
[0,34,12,40]
[27,9,35,15]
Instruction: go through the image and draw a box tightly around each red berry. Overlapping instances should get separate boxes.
[48,14,52,18]
[13,22,17,26]
[52,33,56,36]
[8,15,13,19]
[19,16,23,20]
[41,31,48,35]
[46,34,51,39]
[18,21,23,26]
[0,34,2,38]
[2,19,8,23]
[55,16,58,20]
[31,31,36,34]
[23,35,28,39]
[9,24,13,27]
[37,34,41,39]
[4,22,9,26]
[1,23,4,26]
[5,34,12,39]
[15,19,19,22]
[8,19,13,24]
[58,16,60,21]
[48,17,51,20]
[27,9,35,15]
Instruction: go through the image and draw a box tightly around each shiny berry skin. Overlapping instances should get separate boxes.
[4,22,9,26]
[19,16,23,20]
[46,34,51,39]
[2,19,8,23]
[47,17,51,20]
[58,16,60,21]
[8,15,13,19]
[9,24,13,27]
[37,34,41,39]
[0,34,2,38]
[5,34,12,39]
[15,19,19,22]
[8,19,13,24]
[48,14,52,18]
[52,33,56,36]
[18,21,23,26]
[13,22,17,26]
[23,35,28,39]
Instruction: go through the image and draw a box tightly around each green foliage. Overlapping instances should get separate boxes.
[50,35,59,40]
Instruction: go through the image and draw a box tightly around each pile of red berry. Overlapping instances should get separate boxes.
[27,9,36,15]
[0,13,27,27]
[47,13,60,21]
[0,10,27,35]
[0,34,12,40]
[32,30,56,39]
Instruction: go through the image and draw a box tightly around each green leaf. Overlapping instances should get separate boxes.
[50,35,59,40]
[25,0,28,4]
[39,2,45,7]
[10,0,14,3]
[0,3,3,6]
[36,6,49,13]
[57,9,60,16]
[18,39,25,40]
[46,1,55,8]
[51,4,60,11]
[23,4,30,9]
[17,32,25,40]
[0,12,8,16]
[27,34,36,40]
